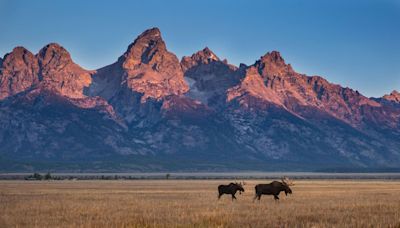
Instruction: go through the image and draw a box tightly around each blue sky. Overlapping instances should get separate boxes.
[0,0,399,97]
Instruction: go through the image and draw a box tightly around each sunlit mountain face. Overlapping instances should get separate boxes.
[0,28,399,172]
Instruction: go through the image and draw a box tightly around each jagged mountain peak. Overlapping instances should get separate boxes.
[181,47,222,72]
[91,27,188,105]
[0,46,39,100]
[198,47,220,61]
[383,90,400,103]
[137,27,161,39]
[39,42,66,51]
[34,43,92,99]
[255,50,294,78]
[37,43,73,67]
[122,27,168,69]
[1,47,36,68]
[261,50,284,63]
[0,42,94,100]
[181,47,241,107]
[8,46,32,55]
[2,46,36,64]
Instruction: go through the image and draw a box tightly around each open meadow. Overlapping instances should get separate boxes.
[1,179,400,227]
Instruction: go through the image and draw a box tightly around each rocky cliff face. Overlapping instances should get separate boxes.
[0,47,39,100]
[246,51,384,126]
[0,28,399,172]
[226,66,283,109]
[120,28,188,101]
[383,90,400,103]
[0,43,118,136]
[181,47,241,109]
[37,43,92,98]
[89,28,189,123]
[0,44,93,100]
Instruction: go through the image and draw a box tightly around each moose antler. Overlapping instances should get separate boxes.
[281,176,295,186]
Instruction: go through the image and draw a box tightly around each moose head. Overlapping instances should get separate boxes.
[235,181,245,194]
[281,176,294,195]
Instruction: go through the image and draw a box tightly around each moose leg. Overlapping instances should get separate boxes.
[218,193,222,199]
[253,194,261,202]
[274,195,280,201]
[231,194,237,201]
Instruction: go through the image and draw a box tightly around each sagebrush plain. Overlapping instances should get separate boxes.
[1,180,400,227]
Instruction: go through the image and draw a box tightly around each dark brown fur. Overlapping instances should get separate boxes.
[218,183,245,201]
[254,181,292,201]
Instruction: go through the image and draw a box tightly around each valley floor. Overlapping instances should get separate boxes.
[1,180,400,227]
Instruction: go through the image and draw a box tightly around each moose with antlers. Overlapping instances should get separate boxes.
[253,177,295,201]
[217,182,245,201]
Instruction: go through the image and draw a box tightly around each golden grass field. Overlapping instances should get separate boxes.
[1,179,400,228]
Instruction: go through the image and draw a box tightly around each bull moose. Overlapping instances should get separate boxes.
[218,182,245,201]
[254,177,294,201]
